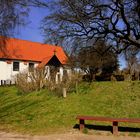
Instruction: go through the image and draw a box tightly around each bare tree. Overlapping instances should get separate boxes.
[0,0,30,36]
[0,0,48,36]
[0,0,29,53]
[0,0,48,51]
[124,47,140,80]
[41,0,140,53]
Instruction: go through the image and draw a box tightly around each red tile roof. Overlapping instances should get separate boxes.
[0,36,67,65]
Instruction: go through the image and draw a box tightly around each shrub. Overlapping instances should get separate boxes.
[16,67,82,96]
[16,67,48,94]
[47,72,82,97]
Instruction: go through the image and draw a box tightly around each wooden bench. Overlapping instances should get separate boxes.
[76,116,140,135]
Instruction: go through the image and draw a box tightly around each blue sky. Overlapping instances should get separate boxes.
[119,55,126,69]
[15,7,47,43]
[14,7,126,69]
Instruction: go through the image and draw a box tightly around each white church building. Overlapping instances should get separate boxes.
[0,36,70,85]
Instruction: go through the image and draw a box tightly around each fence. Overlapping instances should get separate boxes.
[0,80,13,86]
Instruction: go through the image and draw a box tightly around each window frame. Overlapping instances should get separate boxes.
[13,61,20,71]
[29,62,35,71]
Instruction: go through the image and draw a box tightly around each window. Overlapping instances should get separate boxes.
[13,62,19,71]
[29,63,34,71]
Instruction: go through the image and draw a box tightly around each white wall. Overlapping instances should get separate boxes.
[0,61,11,80]
[56,67,64,82]
[45,66,50,80]
[0,60,39,85]
[66,69,72,77]
[0,60,70,85]
[59,67,64,81]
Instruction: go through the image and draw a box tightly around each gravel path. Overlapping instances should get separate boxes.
[0,132,140,140]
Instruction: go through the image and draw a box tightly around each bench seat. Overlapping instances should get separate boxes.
[76,116,140,135]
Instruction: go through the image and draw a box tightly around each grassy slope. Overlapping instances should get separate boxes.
[0,81,140,135]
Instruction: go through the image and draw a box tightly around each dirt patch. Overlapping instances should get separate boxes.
[0,131,140,140]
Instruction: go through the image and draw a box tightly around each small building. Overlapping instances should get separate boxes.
[0,36,70,85]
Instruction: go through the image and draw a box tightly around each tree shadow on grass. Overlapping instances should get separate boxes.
[73,124,140,134]
[0,101,38,119]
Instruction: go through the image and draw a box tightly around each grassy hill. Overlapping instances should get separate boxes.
[0,81,140,135]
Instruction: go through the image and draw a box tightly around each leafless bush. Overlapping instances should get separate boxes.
[111,75,117,81]
[47,72,82,97]
[16,66,82,96]
[16,67,48,94]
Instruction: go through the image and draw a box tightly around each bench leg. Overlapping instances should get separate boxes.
[79,119,85,131]
[113,121,118,135]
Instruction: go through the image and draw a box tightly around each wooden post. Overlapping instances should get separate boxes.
[4,80,6,86]
[113,121,118,135]
[76,81,78,94]
[79,119,85,131]
[62,87,67,98]
[10,80,12,86]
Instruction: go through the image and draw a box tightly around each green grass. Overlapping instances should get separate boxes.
[0,81,140,135]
